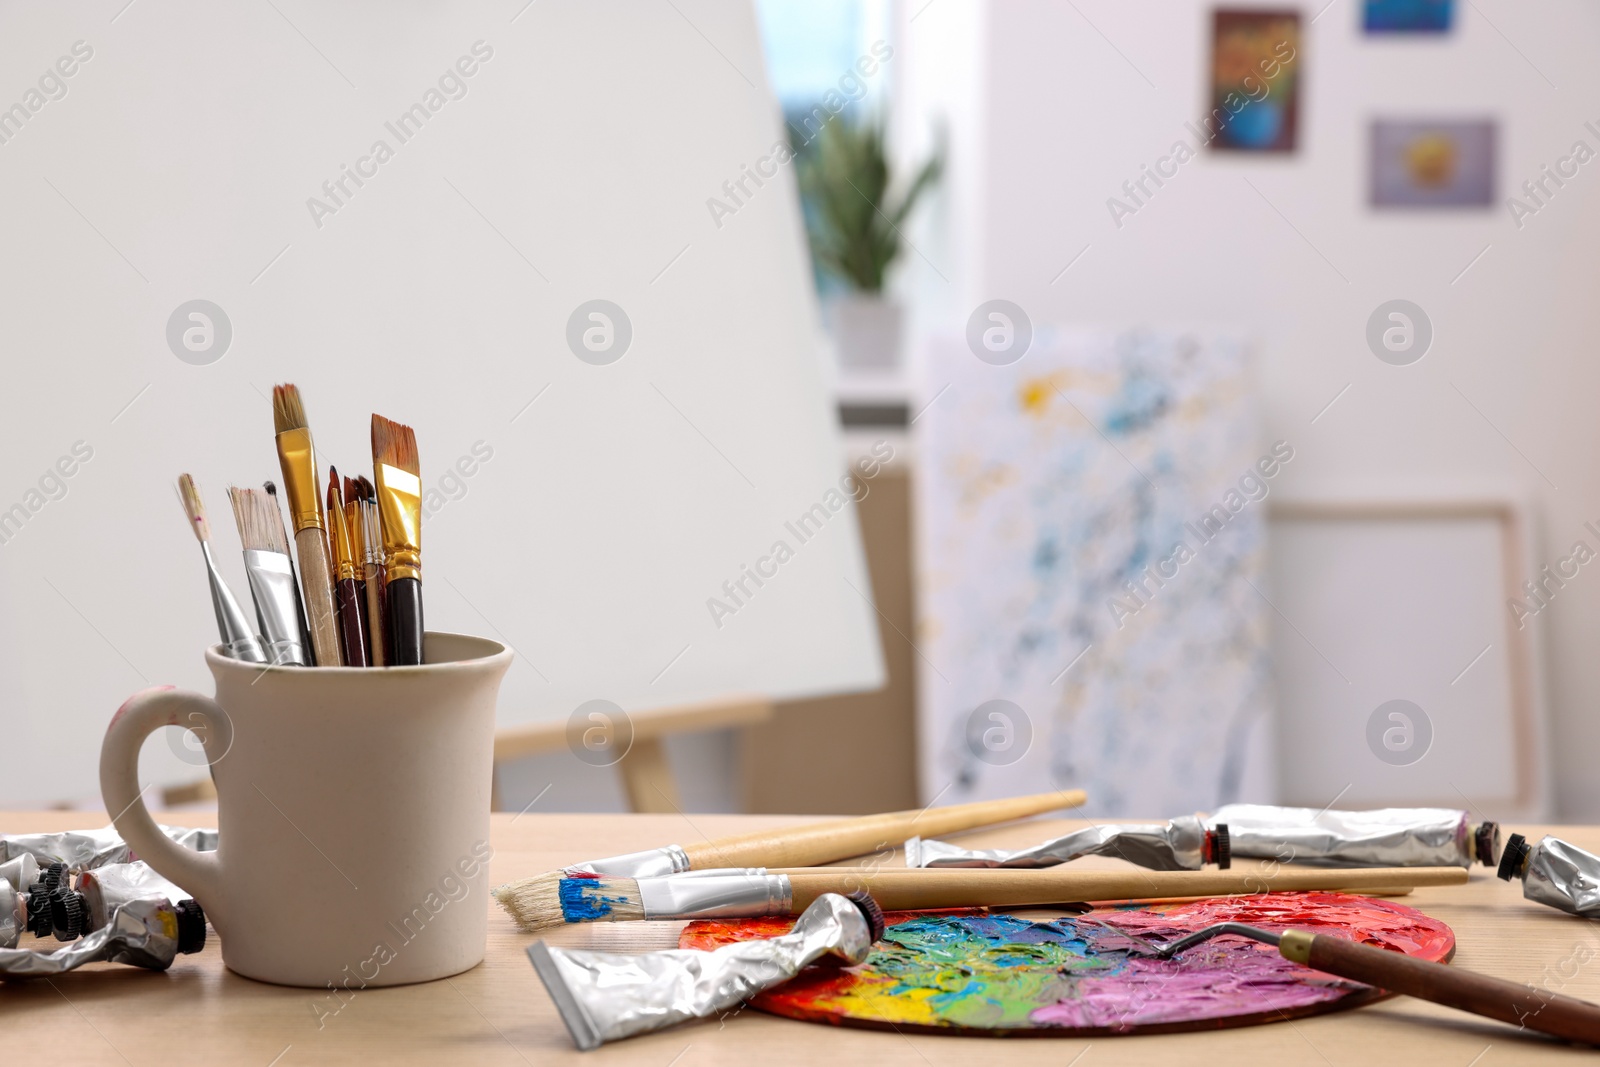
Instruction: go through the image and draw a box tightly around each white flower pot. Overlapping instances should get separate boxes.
[830,294,904,371]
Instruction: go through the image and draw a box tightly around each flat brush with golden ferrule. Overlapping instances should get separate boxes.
[327,468,367,667]
[272,384,342,668]
[372,414,423,666]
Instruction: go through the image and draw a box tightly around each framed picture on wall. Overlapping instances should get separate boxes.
[1207,9,1302,153]
[1370,119,1496,208]
[1364,0,1454,34]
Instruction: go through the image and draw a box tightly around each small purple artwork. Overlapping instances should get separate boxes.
[681,892,1455,1035]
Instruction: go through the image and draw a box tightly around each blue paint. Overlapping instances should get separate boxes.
[559,877,624,922]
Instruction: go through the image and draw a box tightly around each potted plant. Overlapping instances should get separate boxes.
[798,117,941,370]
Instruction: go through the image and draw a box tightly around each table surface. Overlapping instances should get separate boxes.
[5,811,1599,1065]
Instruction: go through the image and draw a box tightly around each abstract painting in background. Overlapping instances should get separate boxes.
[916,331,1276,817]
[1208,9,1301,153]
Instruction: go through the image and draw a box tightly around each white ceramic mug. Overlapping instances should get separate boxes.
[100,631,512,988]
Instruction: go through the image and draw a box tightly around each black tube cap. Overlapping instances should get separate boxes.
[48,888,86,941]
[1214,824,1231,870]
[845,890,886,943]
[1474,821,1501,867]
[174,899,207,955]
[1497,832,1530,882]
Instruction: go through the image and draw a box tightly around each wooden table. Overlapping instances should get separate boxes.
[6,812,1599,1065]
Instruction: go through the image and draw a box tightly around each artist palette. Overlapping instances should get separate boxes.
[679,892,1454,1036]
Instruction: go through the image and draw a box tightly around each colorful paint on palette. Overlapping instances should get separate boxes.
[679,892,1454,1035]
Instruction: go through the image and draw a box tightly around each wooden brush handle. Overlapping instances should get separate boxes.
[336,578,369,667]
[388,576,424,665]
[681,790,1088,869]
[295,527,342,666]
[364,568,387,667]
[785,865,1464,911]
[1292,933,1600,1045]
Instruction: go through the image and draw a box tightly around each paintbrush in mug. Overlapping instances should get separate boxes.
[227,486,307,666]
[343,474,374,667]
[357,476,387,666]
[547,865,1468,930]
[272,384,342,667]
[264,480,315,665]
[326,468,366,667]
[372,414,423,665]
[495,789,1089,930]
[176,474,266,663]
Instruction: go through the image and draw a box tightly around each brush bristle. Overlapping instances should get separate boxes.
[343,475,359,504]
[371,414,419,476]
[176,474,208,541]
[228,486,287,554]
[263,481,293,545]
[492,871,645,932]
[272,383,307,433]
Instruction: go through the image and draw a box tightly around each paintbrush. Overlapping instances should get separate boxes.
[372,414,423,665]
[264,480,315,665]
[343,474,373,667]
[326,468,366,667]
[1101,920,1600,1045]
[494,789,1089,930]
[226,486,308,666]
[357,476,387,666]
[176,475,267,663]
[544,865,1468,931]
[272,384,342,667]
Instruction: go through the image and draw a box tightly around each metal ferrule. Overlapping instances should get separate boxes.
[1211,803,1472,868]
[1523,836,1600,919]
[636,872,792,920]
[0,898,180,978]
[530,892,872,1050]
[2,824,217,873]
[327,494,357,582]
[565,844,692,879]
[374,463,422,581]
[202,542,267,663]
[274,428,322,532]
[242,549,307,666]
[907,815,1207,871]
[79,861,186,932]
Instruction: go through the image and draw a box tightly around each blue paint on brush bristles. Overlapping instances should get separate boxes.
[559,876,627,922]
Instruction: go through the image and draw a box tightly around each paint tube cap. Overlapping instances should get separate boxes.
[1212,824,1231,870]
[845,890,886,943]
[1496,833,1530,882]
[1473,821,1501,867]
[48,888,86,941]
[175,899,207,954]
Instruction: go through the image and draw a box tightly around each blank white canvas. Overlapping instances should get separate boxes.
[0,0,883,806]
[1269,514,1547,818]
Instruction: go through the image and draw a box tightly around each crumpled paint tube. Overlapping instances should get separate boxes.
[529,892,880,1050]
[1,883,22,949]
[0,854,39,892]
[1498,834,1600,919]
[904,816,1226,871]
[79,861,188,932]
[1208,804,1498,869]
[0,897,204,979]
[0,824,217,873]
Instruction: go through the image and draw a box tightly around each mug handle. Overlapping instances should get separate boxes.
[99,686,228,919]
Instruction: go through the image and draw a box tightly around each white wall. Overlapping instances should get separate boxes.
[903,0,1600,816]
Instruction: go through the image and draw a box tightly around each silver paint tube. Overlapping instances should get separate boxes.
[203,539,267,663]
[1209,804,1497,868]
[0,898,188,979]
[242,548,308,665]
[530,892,874,1050]
[561,843,692,879]
[1498,834,1600,919]
[1,824,218,873]
[0,854,38,892]
[79,861,187,932]
[1,883,21,949]
[904,816,1220,871]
